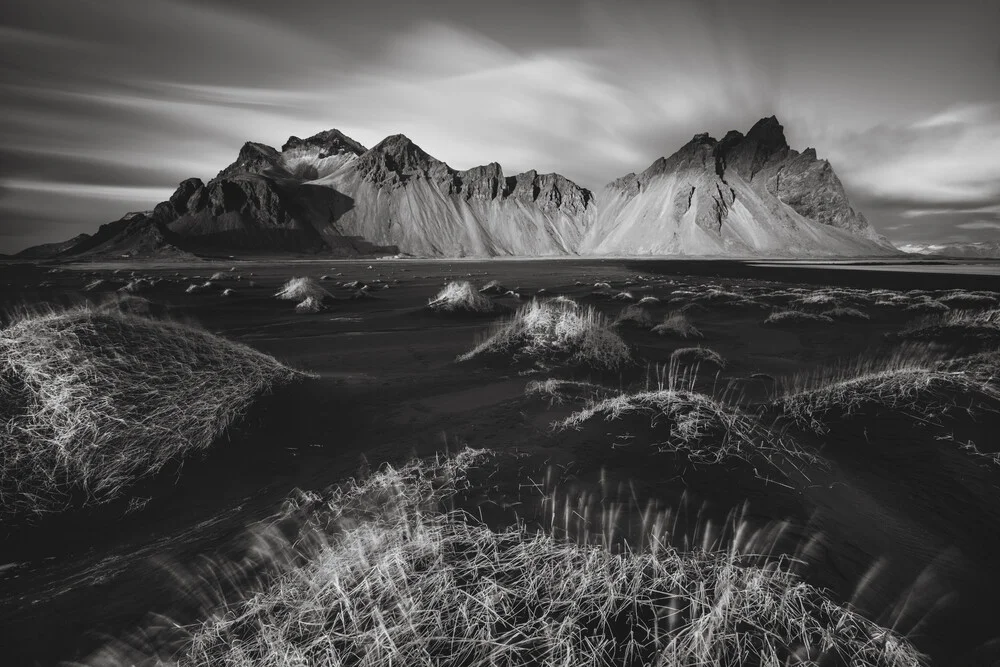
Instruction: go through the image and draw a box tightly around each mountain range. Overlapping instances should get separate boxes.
[20,116,898,259]
[898,241,1000,259]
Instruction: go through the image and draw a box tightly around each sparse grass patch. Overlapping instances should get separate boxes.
[763,310,834,328]
[670,346,725,369]
[822,306,871,321]
[776,344,999,433]
[524,378,616,405]
[478,279,507,295]
[651,311,702,339]
[428,281,500,313]
[937,292,996,309]
[294,296,325,313]
[275,277,332,302]
[458,298,633,370]
[614,304,655,328]
[894,309,1000,347]
[0,305,302,518]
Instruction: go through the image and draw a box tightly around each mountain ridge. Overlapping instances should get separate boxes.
[19,118,898,259]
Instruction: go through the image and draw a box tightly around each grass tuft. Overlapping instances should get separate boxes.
[651,311,703,339]
[428,281,499,313]
[0,305,302,518]
[763,310,833,327]
[614,304,656,328]
[822,306,871,321]
[458,298,633,370]
[671,346,725,369]
[275,277,332,302]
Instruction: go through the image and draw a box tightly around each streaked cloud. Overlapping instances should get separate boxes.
[1,0,999,251]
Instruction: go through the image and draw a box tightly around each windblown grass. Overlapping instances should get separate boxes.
[108,451,922,667]
[428,281,499,313]
[776,344,1000,433]
[652,311,703,339]
[275,277,332,302]
[895,309,1000,347]
[822,306,871,321]
[524,378,616,405]
[614,304,656,328]
[294,296,325,313]
[458,298,633,370]
[671,346,725,369]
[0,305,302,518]
[763,310,833,327]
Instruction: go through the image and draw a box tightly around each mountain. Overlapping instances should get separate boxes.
[579,117,892,255]
[899,241,1000,258]
[20,117,895,259]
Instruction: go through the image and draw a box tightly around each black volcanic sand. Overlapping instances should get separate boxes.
[1,257,1000,666]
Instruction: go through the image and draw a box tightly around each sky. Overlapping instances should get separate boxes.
[1,0,999,253]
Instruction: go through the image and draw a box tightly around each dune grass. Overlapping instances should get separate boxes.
[776,344,1000,433]
[651,311,703,339]
[895,309,1000,347]
[0,305,302,519]
[763,310,833,327]
[294,296,325,313]
[428,281,499,313]
[110,451,922,667]
[458,298,633,370]
[524,378,616,405]
[822,306,871,321]
[614,304,656,328]
[275,277,332,302]
[671,346,725,369]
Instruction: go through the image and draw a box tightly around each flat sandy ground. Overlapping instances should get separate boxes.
[1,257,1000,665]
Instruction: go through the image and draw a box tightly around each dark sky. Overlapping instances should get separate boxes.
[2,0,999,253]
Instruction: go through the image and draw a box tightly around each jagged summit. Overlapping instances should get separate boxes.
[20,115,894,259]
[216,142,286,180]
[282,129,367,157]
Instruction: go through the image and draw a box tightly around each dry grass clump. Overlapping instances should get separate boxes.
[186,281,213,294]
[895,309,1000,346]
[763,310,834,327]
[671,346,726,369]
[458,298,634,370]
[904,300,949,314]
[294,296,325,313]
[478,279,507,295]
[937,292,996,309]
[275,277,332,302]
[776,344,1000,433]
[651,311,703,339]
[612,290,635,301]
[524,378,616,405]
[428,281,500,313]
[822,307,871,321]
[83,279,108,291]
[637,295,660,306]
[0,305,301,518]
[614,304,656,328]
[147,452,920,667]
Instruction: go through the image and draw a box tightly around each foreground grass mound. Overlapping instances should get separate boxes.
[651,311,702,339]
[894,309,1000,348]
[0,306,300,519]
[160,451,921,667]
[458,298,633,370]
[776,344,1000,433]
[763,310,833,328]
[428,281,501,314]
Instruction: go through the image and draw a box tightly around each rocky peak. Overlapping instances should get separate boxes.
[282,129,367,157]
[458,162,506,201]
[355,134,452,185]
[216,142,286,180]
[718,116,791,181]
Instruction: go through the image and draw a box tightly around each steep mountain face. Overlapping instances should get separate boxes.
[580,117,893,255]
[20,117,893,259]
